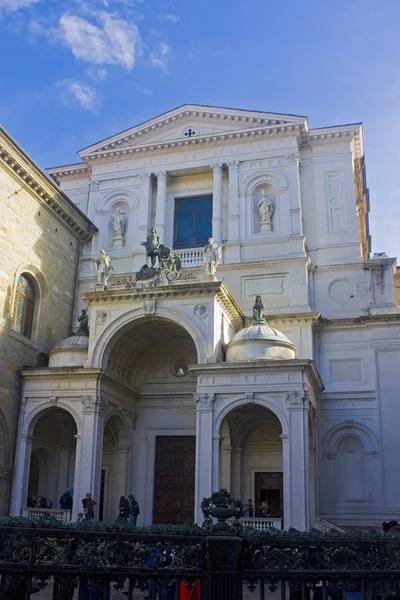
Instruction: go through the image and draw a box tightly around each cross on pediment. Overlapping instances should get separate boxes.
[184,128,196,137]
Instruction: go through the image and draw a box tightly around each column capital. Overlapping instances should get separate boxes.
[227,161,239,170]
[81,394,108,415]
[156,170,167,181]
[286,152,300,165]
[139,172,152,182]
[285,390,305,409]
[194,392,215,409]
[211,163,223,173]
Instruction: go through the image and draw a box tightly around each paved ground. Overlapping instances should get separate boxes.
[33,578,275,599]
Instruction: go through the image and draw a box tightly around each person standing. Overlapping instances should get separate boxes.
[82,493,96,521]
[118,496,130,521]
[59,489,73,510]
[257,501,272,518]
[128,494,140,526]
[242,498,254,518]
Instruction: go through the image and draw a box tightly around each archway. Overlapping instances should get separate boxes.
[101,316,198,525]
[219,404,283,520]
[27,408,77,510]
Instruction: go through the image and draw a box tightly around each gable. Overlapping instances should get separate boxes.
[78,104,308,157]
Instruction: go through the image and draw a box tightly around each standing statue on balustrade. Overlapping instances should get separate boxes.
[258,189,274,231]
[203,238,222,277]
[253,295,266,322]
[95,250,112,288]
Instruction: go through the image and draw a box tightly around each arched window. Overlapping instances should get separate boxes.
[13,274,35,338]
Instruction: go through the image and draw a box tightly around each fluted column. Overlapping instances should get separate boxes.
[227,161,239,241]
[155,171,167,243]
[211,164,223,243]
[194,393,215,523]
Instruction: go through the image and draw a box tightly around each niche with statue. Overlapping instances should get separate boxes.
[253,183,276,234]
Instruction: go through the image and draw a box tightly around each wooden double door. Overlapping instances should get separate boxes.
[255,472,283,517]
[153,436,195,524]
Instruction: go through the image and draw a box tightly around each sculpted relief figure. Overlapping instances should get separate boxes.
[111,208,125,247]
[203,238,222,277]
[95,250,112,288]
[258,189,274,231]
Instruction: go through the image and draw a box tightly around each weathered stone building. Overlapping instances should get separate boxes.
[0,126,97,514]
[2,105,400,530]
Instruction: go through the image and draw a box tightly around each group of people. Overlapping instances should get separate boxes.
[242,498,272,518]
[27,494,54,509]
[117,494,140,525]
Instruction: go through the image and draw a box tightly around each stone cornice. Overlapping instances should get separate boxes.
[80,280,244,324]
[264,312,321,327]
[316,312,400,329]
[0,128,97,241]
[47,163,90,180]
[190,359,324,393]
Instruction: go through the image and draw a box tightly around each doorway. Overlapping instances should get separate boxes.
[255,472,283,517]
[153,436,195,524]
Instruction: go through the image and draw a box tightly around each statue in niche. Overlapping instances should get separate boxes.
[76,309,89,336]
[111,207,125,247]
[137,228,181,280]
[253,295,266,322]
[95,250,112,288]
[257,189,274,231]
[203,238,222,277]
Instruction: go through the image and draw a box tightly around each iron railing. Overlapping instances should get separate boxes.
[0,518,399,599]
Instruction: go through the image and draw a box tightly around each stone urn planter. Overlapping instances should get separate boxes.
[201,489,242,531]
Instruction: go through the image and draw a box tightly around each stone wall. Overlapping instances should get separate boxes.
[0,131,95,514]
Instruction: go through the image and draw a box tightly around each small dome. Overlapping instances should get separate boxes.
[226,320,297,362]
[48,334,88,368]
[52,335,89,351]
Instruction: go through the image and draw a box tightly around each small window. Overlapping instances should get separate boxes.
[13,274,35,339]
[173,195,212,249]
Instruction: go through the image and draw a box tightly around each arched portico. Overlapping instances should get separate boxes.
[88,305,209,369]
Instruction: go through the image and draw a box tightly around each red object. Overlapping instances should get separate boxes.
[180,579,200,600]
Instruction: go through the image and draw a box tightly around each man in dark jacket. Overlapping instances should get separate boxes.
[59,489,73,510]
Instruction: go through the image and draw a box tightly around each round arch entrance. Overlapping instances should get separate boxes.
[27,408,77,511]
[100,316,199,525]
[219,404,283,521]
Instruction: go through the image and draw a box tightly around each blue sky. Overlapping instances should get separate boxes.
[1,0,399,258]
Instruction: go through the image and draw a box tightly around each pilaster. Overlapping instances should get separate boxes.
[194,392,215,523]
[155,171,167,244]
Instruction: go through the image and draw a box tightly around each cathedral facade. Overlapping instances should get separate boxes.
[3,105,400,529]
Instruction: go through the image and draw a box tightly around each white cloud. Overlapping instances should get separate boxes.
[0,0,39,11]
[59,11,141,70]
[138,86,152,95]
[58,79,102,113]
[163,13,179,23]
[86,66,108,81]
[150,42,170,70]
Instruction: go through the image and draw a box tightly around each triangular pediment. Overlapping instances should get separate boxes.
[78,104,308,157]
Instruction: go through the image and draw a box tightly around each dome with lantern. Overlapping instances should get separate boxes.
[225,295,297,362]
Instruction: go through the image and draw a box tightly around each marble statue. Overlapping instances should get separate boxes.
[111,208,125,247]
[258,189,274,230]
[253,295,265,321]
[95,250,112,287]
[76,309,89,336]
[141,227,160,268]
[203,238,222,276]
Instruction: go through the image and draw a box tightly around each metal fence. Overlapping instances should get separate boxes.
[0,518,399,600]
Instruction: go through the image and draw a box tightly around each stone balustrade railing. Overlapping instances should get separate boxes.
[227,516,282,530]
[175,248,204,269]
[21,508,72,522]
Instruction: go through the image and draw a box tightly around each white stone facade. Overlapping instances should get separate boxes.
[8,105,400,529]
